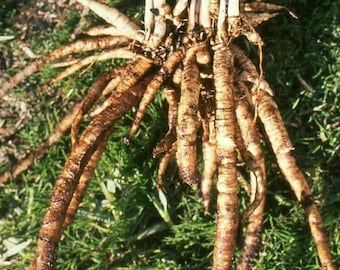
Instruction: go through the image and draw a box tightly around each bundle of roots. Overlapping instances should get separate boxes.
[0,0,335,269]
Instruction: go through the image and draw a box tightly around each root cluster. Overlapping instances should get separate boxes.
[0,1,335,270]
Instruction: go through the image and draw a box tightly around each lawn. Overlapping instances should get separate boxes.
[0,0,339,269]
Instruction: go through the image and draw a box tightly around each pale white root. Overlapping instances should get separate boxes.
[76,0,144,42]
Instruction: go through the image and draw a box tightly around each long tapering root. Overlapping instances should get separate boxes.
[176,45,202,185]
[37,48,135,94]
[255,89,335,269]
[0,102,81,186]
[33,58,154,269]
[235,81,266,270]
[232,41,334,269]
[0,36,130,99]
[212,45,239,270]
[63,129,111,229]
[200,76,217,214]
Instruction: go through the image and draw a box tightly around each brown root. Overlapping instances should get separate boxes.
[212,45,238,270]
[33,58,154,269]
[199,74,217,214]
[255,88,335,270]
[37,48,135,94]
[0,102,81,186]
[63,129,110,229]
[157,142,177,191]
[176,46,201,185]
[71,66,126,148]
[235,81,266,270]
[129,48,185,139]
[0,36,130,99]
[153,85,179,158]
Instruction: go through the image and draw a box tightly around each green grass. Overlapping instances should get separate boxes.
[0,0,339,269]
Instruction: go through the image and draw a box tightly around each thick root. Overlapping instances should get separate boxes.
[129,48,185,138]
[63,129,110,229]
[200,77,217,214]
[76,0,144,42]
[256,88,335,270]
[71,66,126,147]
[212,45,239,270]
[235,81,266,270]
[32,58,154,270]
[176,46,201,185]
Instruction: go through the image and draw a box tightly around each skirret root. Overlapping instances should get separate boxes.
[176,45,202,185]
[1,1,335,270]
